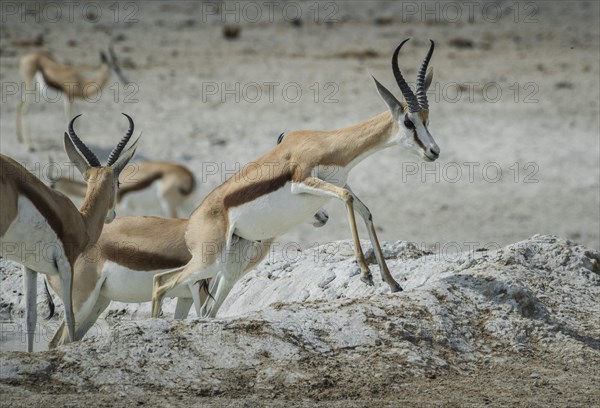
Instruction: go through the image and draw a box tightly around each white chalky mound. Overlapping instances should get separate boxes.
[1,235,598,397]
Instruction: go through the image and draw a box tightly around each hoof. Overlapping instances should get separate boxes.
[360,274,374,286]
[390,283,403,293]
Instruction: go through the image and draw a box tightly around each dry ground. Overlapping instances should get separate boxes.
[1,357,598,407]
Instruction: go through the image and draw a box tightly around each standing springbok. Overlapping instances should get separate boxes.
[151,39,440,317]
[0,113,139,351]
[16,47,128,151]
[46,209,329,347]
[50,160,196,218]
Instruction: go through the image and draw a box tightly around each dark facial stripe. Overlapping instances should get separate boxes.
[412,129,426,151]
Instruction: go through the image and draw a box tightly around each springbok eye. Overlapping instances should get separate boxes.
[404,118,415,130]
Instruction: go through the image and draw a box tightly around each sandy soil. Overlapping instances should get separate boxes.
[1,358,598,408]
[1,1,599,406]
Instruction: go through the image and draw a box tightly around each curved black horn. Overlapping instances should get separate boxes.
[416,40,435,110]
[107,113,134,166]
[67,114,101,167]
[392,39,420,113]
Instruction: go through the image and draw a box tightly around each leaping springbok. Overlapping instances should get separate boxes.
[46,209,329,347]
[0,113,139,351]
[50,160,196,218]
[151,39,441,318]
[16,47,129,151]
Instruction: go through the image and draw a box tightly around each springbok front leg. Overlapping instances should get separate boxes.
[23,266,37,352]
[49,295,111,348]
[56,256,76,343]
[345,184,402,292]
[291,177,373,285]
[63,96,73,123]
[16,99,34,151]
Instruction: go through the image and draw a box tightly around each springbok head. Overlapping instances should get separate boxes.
[100,46,129,85]
[372,39,440,162]
[63,113,140,223]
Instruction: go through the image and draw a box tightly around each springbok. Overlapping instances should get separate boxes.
[16,47,128,151]
[50,160,196,218]
[46,209,329,347]
[151,39,441,318]
[0,113,139,351]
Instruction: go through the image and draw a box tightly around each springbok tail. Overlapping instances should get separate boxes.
[43,278,55,320]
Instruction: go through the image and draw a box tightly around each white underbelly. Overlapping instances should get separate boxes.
[100,261,191,303]
[0,196,62,275]
[230,182,331,240]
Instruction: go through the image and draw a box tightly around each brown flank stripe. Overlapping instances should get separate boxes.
[41,70,65,92]
[224,170,292,209]
[102,240,190,271]
[117,171,163,201]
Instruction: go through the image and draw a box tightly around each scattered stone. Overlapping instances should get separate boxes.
[223,25,241,40]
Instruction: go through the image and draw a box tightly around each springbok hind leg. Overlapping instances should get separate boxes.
[174,297,193,320]
[151,267,185,318]
[16,101,25,144]
[23,266,37,352]
[152,260,220,318]
[157,185,180,218]
[158,195,178,219]
[202,276,237,318]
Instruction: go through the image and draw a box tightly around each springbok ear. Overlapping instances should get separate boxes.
[63,132,91,180]
[425,66,434,92]
[371,75,404,119]
[111,134,141,176]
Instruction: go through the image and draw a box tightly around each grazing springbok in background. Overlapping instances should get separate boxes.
[16,47,129,151]
[151,38,441,318]
[50,160,196,218]
[46,209,329,347]
[0,113,139,351]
